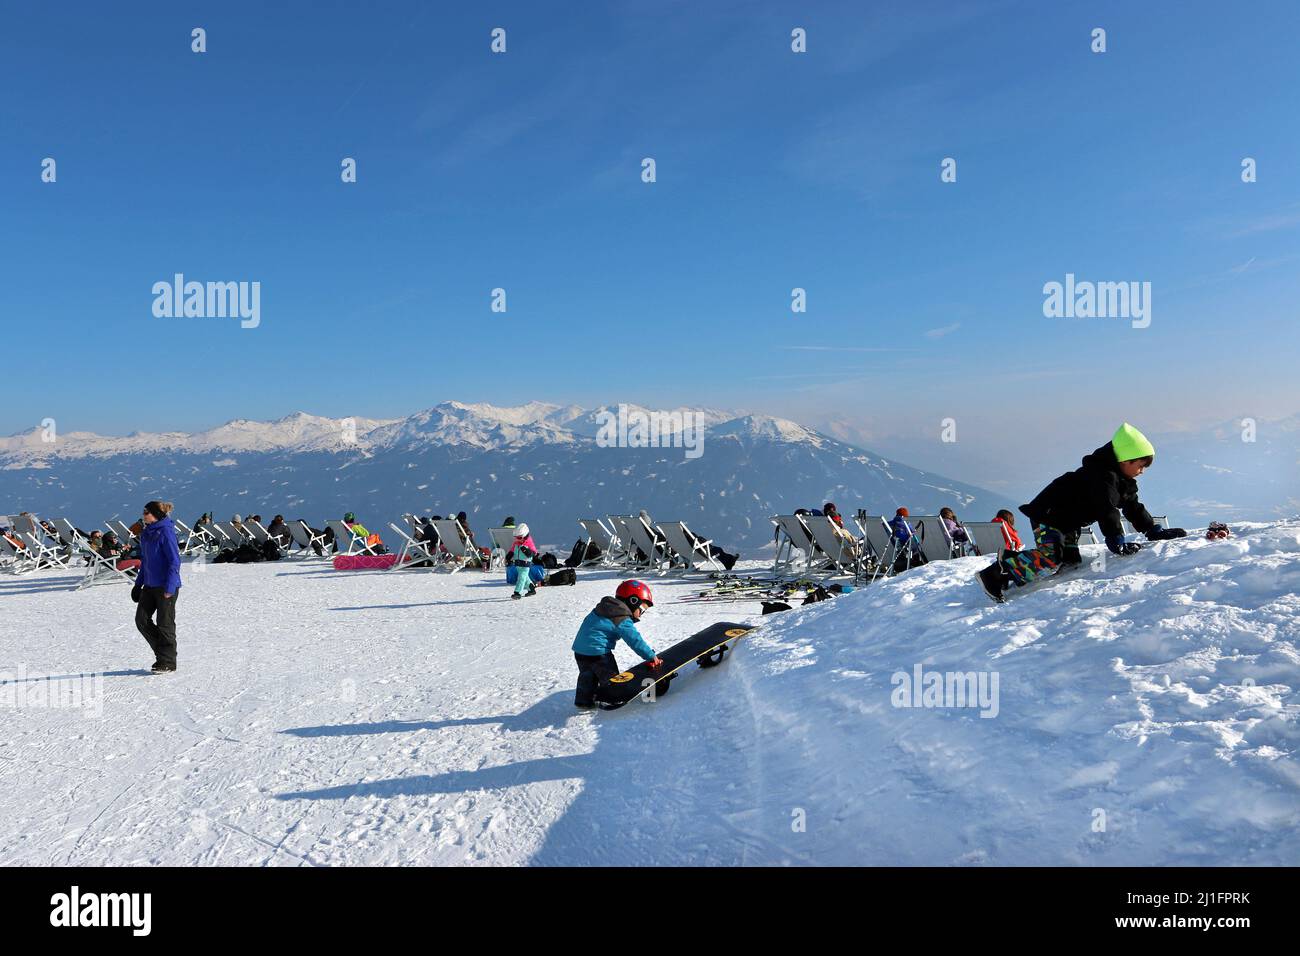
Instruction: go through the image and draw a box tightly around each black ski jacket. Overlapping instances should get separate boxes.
[1020,442,1156,542]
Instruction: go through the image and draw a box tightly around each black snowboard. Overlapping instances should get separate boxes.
[596,621,754,710]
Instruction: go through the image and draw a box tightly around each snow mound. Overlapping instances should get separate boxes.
[736,521,1300,865]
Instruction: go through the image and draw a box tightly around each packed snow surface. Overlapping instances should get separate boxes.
[2,522,1297,865]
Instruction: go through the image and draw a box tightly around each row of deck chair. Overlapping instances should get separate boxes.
[772,510,1171,584]
[2,513,83,574]
[575,515,728,576]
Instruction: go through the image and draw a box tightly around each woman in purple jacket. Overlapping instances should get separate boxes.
[132,500,182,673]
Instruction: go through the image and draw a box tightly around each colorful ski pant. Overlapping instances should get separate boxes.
[506,563,545,596]
[998,525,1081,587]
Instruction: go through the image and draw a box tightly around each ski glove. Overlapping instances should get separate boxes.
[1106,536,1142,556]
[1145,527,1187,541]
[130,582,142,603]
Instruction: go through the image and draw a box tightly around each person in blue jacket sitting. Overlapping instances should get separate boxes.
[571,580,663,709]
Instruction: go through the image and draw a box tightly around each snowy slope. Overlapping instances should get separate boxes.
[1,522,1296,865]
[734,521,1300,864]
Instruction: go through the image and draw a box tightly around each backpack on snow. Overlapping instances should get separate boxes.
[546,567,577,587]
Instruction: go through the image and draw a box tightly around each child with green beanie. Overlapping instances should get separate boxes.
[978,423,1186,602]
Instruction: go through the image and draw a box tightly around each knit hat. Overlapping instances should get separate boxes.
[1111,422,1155,462]
[232,513,243,523]
[514,523,530,539]
[896,507,909,517]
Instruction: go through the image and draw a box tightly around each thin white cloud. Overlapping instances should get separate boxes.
[925,322,961,339]
[778,346,918,352]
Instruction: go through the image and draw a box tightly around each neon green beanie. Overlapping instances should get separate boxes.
[1112,422,1155,462]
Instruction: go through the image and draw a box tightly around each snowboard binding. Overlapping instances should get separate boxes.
[697,643,729,668]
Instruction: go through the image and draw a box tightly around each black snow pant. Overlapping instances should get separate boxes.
[136,586,179,667]
[574,652,619,706]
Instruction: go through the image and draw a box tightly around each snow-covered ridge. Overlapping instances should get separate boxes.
[736,520,1300,864]
[0,411,399,461]
[0,402,804,462]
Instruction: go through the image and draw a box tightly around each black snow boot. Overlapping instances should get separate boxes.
[151,660,176,673]
[977,564,1008,604]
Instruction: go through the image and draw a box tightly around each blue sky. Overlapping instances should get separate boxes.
[3,0,1298,487]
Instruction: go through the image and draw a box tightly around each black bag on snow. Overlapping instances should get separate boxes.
[564,538,601,568]
[546,567,577,587]
[233,543,264,564]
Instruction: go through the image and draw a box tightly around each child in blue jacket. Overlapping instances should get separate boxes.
[571,580,662,708]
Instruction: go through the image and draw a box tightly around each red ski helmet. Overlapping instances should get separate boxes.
[616,579,654,609]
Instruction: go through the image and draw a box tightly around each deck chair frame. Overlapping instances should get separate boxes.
[577,518,621,566]
[802,514,862,578]
[655,521,726,575]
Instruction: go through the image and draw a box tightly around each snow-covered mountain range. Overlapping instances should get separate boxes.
[0,402,1013,552]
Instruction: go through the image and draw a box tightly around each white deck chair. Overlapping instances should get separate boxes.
[1077,526,1099,546]
[213,522,251,549]
[173,519,206,555]
[105,519,137,544]
[387,522,440,571]
[288,520,328,558]
[430,517,476,572]
[487,527,521,571]
[1,533,38,573]
[964,521,1009,560]
[854,514,901,583]
[771,514,819,578]
[577,518,621,566]
[201,522,233,550]
[244,520,272,544]
[655,521,726,574]
[75,540,137,590]
[18,531,67,568]
[11,515,67,568]
[604,516,641,567]
[326,520,370,557]
[630,515,675,574]
[52,518,87,551]
[802,514,862,577]
[912,516,957,563]
[611,515,670,573]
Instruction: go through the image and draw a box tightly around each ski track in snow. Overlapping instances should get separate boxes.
[3,522,1298,865]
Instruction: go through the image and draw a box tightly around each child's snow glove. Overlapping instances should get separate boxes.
[1145,527,1187,541]
[130,582,142,603]
[1106,536,1143,556]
